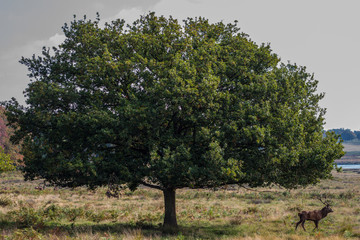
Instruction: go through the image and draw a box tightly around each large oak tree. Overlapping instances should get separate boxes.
[3,13,344,229]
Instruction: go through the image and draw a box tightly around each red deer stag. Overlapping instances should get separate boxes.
[295,197,333,231]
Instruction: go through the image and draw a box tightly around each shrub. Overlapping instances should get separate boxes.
[11,227,43,240]
[243,206,259,214]
[43,204,63,221]
[8,207,45,228]
[229,215,243,225]
[85,210,118,223]
[339,191,355,200]
[0,196,12,207]
[63,207,85,222]
[108,209,120,222]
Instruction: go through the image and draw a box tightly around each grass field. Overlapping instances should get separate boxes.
[0,170,359,240]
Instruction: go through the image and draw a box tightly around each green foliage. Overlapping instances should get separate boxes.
[328,128,358,141]
[3,12,344,227]
[8,206,45,228]
[63,207,85,222]
[43,204,63,221]
[4,204,121,229]
[338,190,355,200]
[11,227,43,240]
[0,147,15,173]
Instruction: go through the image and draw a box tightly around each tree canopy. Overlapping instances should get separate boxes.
[3,13,344,229]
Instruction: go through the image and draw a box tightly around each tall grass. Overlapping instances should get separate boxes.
[0,170,359,239]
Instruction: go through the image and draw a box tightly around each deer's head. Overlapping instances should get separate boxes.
[318,197,333,214]
[323,204,333,214]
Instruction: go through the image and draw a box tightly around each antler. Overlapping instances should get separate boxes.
[317,196,331,206]
[317,196,326,205]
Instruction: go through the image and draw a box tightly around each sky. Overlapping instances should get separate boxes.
[1,0,359,130]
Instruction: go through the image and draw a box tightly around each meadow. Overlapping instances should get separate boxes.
[338,142,360,164]
[0,169,359,240]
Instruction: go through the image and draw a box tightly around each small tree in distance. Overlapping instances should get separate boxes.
[0,108,17,174]
[3,13,344,230]
[0,107,22,161]
[327,128,358,142]
[0,147,15,173]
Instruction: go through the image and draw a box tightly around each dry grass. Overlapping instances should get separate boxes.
[0,170,359,239]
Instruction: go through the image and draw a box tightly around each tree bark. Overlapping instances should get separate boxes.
[163,188,178,231]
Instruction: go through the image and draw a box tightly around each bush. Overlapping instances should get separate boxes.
[11,227,43,240]
[43,204,63,221]
[0,196,12,207]
[243,206,259,214]
[229,215,243,225]
[8,207,45,228]
[63,207,85,222]
[338,191,355,200]
[0,147,15,173]
[88,211,106,223]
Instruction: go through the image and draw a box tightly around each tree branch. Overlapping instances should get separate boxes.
[140,181,163,190]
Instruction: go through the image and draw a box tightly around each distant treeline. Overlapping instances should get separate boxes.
[327,128,360,142]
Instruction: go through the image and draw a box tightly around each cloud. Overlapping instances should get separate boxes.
[102,8,145,25]
[48,33,66,47]
[2,33,65,63]
[0,32,67,104]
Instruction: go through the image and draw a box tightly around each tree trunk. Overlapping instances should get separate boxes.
[163,188,178,231]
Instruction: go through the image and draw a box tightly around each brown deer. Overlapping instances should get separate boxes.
[295,197,333,231]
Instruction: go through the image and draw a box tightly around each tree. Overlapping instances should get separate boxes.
[354,130,360,140]
[0,109,8,149]
[3,13,344,229]
[327,128,357,142]
[0,107,22,161]
[0,147,15,173]
[339,129,356,141]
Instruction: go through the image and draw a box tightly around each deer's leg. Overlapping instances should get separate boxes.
[301,220,306,231]
[313,220,319,230]
[295,220,301,230]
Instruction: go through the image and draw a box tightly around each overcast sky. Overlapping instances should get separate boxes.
[1,0,359,130]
